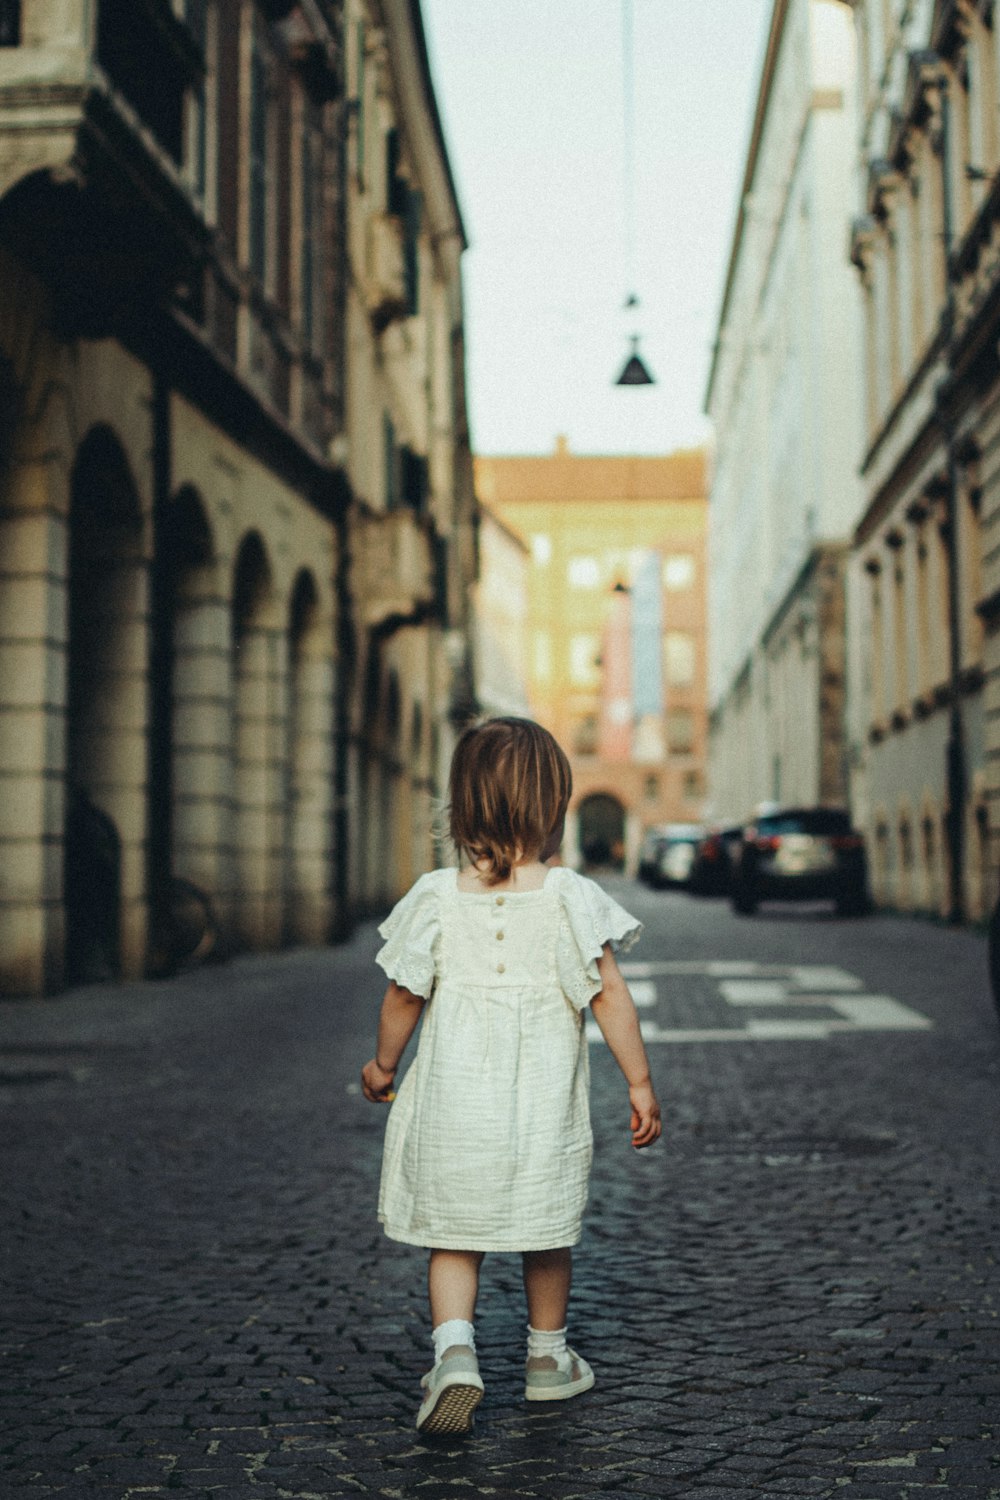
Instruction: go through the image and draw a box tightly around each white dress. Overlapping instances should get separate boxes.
[374,865,642,1252]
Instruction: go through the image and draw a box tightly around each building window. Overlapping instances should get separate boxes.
[569,633,600,687]
[868,566,885,721]
[249,22,275,285]
[97,0,190,161]
[384,414,400,510]
[354,18,366,182]
[387,128,421,315]
[1,1,20,46]
[663,631,696,686]
[891,551,908,713]
[667,709,694,754]
[401,446,429,513]
[683,769,702,801]
[899,814,913,903]
[567,555,601,589]
[922,812,937,907]
[663,553,695,590]
[299,98,324,352]
[963,486,984,667]
[874,818,891,894]
[185,0,209,199]
[531,534,552,566]
[915,531,931,694]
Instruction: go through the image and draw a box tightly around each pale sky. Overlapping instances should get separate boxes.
[422,0,773,456]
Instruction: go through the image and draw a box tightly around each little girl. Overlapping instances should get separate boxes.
[361,716,661,1435]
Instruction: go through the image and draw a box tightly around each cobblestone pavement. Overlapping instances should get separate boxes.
[2,880,1000,1499]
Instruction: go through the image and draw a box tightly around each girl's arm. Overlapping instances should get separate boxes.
[589,945,662,1149]
[361,981,427,1103]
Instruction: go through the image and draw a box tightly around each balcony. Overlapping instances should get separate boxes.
[355,509,437,629]
[96,0,203,167]
[0,0,207,337]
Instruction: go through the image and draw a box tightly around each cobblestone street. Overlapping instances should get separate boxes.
[2,880,999,1498]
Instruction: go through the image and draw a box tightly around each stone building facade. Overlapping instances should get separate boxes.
[473,505,530,720]
[476,441,708,874]
[0,0,476,994]
[846,0,1000,921]
[705,0,865,824]
[340,0,477,917]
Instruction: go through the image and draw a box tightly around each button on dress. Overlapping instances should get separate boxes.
[374,866,642,1252]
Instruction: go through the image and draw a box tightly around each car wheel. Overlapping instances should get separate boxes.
[732,888,757,916]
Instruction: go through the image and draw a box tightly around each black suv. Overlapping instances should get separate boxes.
[730,807,869,917]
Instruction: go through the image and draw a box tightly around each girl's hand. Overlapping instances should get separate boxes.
[628,1080,662,1149]
[361,1058,397,1103]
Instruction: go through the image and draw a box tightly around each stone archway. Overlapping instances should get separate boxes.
[577,792,627,871]
[64,426,146,983]
[284,568,333,944]
[148,484,220,970]
[231,531,282,950]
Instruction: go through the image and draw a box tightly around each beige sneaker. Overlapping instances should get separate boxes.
[416,1346,484,1435]
[524,1347,595,1402]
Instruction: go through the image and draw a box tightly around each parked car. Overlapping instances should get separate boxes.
[638,826,673,885]
[689,823,743,896]
[648,824,705,889]
[730,807,869,916]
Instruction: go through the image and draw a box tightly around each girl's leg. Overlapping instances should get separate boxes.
[522,1247,572,1330]
[428,1249,484,1325]
[419,1251,486,1435]
[522,1247,594,1400]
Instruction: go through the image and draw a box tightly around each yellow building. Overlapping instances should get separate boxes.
[473,505,531,719]
[476,439,708,870]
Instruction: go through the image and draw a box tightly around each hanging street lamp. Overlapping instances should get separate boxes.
[615,333,655,386]
[613,0,655,386]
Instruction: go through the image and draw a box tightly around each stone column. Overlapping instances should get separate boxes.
[263,623,288,948]
[233,621,273,948]
[170,576,232,909]
[285,644,335,944]
[0,489,68,994]
[76,549,150,981]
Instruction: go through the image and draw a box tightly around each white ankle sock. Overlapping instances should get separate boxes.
[527,1324,570,1370]
[432,1318,476,1362]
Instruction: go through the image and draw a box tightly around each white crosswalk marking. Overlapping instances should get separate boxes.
[827,995,932,1031]
[590,961,934,1043]
[790,966,864,992]
[718,980,789,1004]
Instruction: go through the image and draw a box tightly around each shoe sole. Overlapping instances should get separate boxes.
[417,1378,484,1435]
[524,1368,596,1402]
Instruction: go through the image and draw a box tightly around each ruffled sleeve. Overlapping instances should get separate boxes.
[555,869,643,1011]
[375,871,442,998]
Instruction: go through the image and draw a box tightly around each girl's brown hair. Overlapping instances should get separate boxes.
[448,717,572,885]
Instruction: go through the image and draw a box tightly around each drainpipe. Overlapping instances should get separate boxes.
[330,72,353,943]
[331,499,353,941]
[936,68,967,924]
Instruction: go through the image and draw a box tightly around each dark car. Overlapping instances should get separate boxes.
[689,823,743,895]
[646,824,704,889]
[730,807,869,916]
